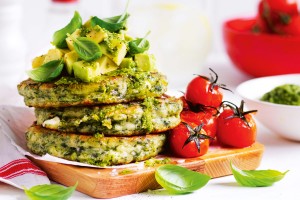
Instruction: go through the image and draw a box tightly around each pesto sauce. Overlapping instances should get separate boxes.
[261,84,300,106]
[144,157,172,167]
[55,77,81,85]
[119,169,134,175]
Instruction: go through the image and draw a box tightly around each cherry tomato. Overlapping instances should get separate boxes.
[168,122,210,158]
[263,0,298,16]
[180,110,217,139]
[259,0,298,32]
[252,14,270,33]
[216,101,257,148]
[185,68,230,108]
[274,15,300,35]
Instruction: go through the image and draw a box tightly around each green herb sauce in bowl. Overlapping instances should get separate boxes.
[261,84,300,106]
[236,74,300,141]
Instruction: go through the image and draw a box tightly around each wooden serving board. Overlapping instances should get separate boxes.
[29,142,264,199]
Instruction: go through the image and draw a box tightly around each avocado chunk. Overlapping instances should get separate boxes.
[83,19,92,29]
[86,25,108,44]
[66,28,81,50]
[120,57,136,68]
[73,61,101,82]
[134,53,157,72]
[43,49,65,64]
[32,55,46,68]
[124,34,134,42]
[96,55,118,74]
[99,33,127,65]
[64,51,79,75]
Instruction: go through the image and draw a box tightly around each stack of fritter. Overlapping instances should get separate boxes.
[18,68,182,167]
[17,11,183,167]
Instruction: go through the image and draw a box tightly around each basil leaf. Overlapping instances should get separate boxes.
[73,37,102,61]
[90,1,130,32]
[26,60,64,82]
[24,182,78,200]
[231,163,289,187]
[128,31,150,55]
[155,164,210,194]
[90,13,130,33]
[52,11,82,49]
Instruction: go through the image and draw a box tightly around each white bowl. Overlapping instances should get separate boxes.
[236,74,300,141]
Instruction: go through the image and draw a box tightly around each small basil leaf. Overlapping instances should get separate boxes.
[90,13,130,33]
[90,1,130,32]
[231,163,289,187]
[73,37,102,61]
[26,60,64,82]
[52,11,82,49]
[24,182,78,200]
[128,31,150,55]
[155,164,211,194]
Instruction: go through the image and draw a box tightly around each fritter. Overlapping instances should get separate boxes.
[26,125,166,167]
[17,71,168,108]
[35,97,182,136]
[35,97,182,135]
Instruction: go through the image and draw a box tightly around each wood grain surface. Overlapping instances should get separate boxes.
[29,142,264,199]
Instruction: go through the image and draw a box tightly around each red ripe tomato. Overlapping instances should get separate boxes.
[180,110,217,139]
[185,68,231,108]
[216,101,257,148]
[259,0,298,31]
[264,0,298,16]
[252,14,271,33]
[274,15,300,35]
[168,122,210,158]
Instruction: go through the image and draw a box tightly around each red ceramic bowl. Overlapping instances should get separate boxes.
[223,18,300,77]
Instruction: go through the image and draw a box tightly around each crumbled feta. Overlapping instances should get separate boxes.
[42,116,60,129]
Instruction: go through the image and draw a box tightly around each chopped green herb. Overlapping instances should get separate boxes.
[144,157,172,167]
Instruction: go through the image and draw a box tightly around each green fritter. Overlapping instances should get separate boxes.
[35,97,183,136]
[17,71,168,108]
[26,125,166,167]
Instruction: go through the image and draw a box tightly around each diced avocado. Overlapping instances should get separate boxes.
[96,55,118,74]
[118,30,126,40]
[43,49,64,64]
[123,33,134,42]
[120,57,136,68]
[59,49,71,54]
[73,61,101,82]
[64,51,79,75]
[83,19,92,28]
[86,25,108,44]
[66,28,81,50]
[99,33,127,65]
[134,53,157,72]
[32,55,46,68]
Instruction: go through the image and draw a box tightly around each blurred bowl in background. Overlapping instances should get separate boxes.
[223,18,300,77]
[236,74,300,141]
[128,1,212,89]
